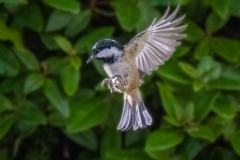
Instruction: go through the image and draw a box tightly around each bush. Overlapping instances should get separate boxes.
[0,0,240,159]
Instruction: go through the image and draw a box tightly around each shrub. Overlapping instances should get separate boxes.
[0,0,240,159]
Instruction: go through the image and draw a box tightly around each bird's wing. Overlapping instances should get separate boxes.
[124,6,187,75]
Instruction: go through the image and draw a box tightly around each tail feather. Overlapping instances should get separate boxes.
[117,100,130,129]
[117,92,152,131]
[125,106,135,130]
[139,101,152,125]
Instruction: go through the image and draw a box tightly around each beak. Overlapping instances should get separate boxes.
[87,55,95,63]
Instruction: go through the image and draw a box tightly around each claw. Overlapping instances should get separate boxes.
[102,74,126,93]
[111,85,117,93]
[101,78,111,87]
[111,74,126,87]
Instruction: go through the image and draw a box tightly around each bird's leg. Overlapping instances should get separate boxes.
[101,74,126,93]
[101,78,116,93]
[110,74,126,88]
[101,78,112,89]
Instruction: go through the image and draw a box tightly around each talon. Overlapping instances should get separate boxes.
[110,74,125,86]
[101,78,111,87]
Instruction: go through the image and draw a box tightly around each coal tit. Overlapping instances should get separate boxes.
[87,6,187,131]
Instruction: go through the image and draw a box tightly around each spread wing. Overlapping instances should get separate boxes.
[124,6,187,75]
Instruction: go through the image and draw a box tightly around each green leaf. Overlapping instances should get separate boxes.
[230,0,240,17]
[74,27,114,54]
[205,11,228,34]
[192,79,205,92]
[14,3,44,32]
[0,19,23,48]
[43,79,70,118]
[24,73,45,94]
[40,34,59,50]
[145,129,184,151]
[46,10,74,32]
[69,88,96,103]
[47,110,66,127]
[107,149,151,160]
[0,0,27,4]
[142,150,171,160]
[211,37,240,63]
[46,57,70,74]
[65,10,92,37]
[151,0,192,5]
[18,101,46,125]
[12,47,40,71]
[67,98,108,133]
[184,21,204,42]
[60,65,80,96]
[179,62,199,78]
[0,94,13,112]
[54,36,72,54]
[209,0,231,19]
[163,116,181,127]
[125,129,150,147]
[65,130,98,151]
[193,91,219,122]
[0,75,25,93]
[223,120,237,141]
[0,114,14,139]
[230,130,240,156]
[101,129,121,159]
[157,82,179,119]
[212,97,235,119]
[136,0,161,33]
[17,123,37,138]
[69,56,82,70]
[158,60,192,84]
[172,45,190,58]
[0,44,20,76]
[187,125,215,142]
[183,103,194,123]
[115,0,140,31]
[194,37,211,59]
[42,0,80,14]
[197,56,221,82]
[177,137,207,160]
[209,70,240,90]
[206,116,230,139]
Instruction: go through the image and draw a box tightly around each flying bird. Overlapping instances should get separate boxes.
[87,6,187,131]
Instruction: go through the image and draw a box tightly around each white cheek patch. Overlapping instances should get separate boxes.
[97,47,122,58]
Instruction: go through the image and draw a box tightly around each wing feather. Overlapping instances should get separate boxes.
[124,6,187,75]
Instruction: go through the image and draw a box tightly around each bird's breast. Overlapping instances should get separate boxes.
[103,62,125,77]
[103,60,139,92]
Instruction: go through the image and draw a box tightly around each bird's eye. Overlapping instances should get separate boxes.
[96,50,100,54]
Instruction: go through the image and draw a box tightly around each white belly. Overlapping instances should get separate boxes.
[104,62,125,77]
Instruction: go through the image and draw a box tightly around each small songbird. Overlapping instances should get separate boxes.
[87,6,187,131]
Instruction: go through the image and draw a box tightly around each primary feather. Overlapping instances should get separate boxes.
[124,6,187,75]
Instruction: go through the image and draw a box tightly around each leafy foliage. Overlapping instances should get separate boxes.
[0,0,240,159]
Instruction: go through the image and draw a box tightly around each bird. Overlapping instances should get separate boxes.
[87,6,187,131]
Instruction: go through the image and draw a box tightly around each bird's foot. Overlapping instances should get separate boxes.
[101,78,111,87]
[111,74,126,88]
[101,74,125,93]
[101,78,117,93]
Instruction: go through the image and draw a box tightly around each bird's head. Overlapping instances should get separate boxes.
[87,39,124,64]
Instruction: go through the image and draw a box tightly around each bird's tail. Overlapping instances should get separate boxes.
[117,89,152,131]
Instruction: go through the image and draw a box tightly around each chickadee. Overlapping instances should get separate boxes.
[87,6,187,131]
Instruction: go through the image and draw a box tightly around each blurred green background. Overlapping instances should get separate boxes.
[0,0,240,159]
